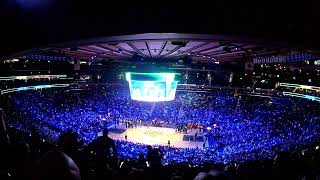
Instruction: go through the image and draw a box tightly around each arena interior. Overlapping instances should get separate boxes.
[0,1,320,180]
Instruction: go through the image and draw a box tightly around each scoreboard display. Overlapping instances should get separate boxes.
[125,72,179,102]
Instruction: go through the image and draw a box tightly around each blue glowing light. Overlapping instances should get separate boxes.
[8,87,320,164]
[1,84,69,94]
[15,0,52,9]
[283,92,320,102]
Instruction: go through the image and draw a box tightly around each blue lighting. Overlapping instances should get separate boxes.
[283,92,320,102]
[15,0,52,9]
[6,87,320,164]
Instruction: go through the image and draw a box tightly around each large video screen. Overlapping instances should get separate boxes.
[125,72,178,102]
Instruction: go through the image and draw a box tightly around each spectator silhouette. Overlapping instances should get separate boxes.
[58,129,79,156]
[90,128,118,179]
[36,150,81,180]
[146,145,163,167]
[58,130,87,179]
[29,126,41,159]
[137,153,147,168]
[12,141,37,180]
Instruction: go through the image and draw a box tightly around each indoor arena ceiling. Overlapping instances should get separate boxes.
[1,1,318,59]
[22,33,294,62]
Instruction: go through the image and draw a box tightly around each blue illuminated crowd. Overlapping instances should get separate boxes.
[3,85,320,166]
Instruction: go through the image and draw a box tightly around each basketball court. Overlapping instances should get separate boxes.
[108,125,205,149]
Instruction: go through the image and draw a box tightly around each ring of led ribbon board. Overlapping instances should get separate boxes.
[1,84,69,94]
[0,75,67,81]
[279,83,320,102]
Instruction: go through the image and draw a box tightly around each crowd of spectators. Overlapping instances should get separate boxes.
[0,85,320,179]
[0,85,319,166]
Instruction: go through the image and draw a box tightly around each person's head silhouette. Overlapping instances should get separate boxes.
[147,145,152,152]
[102,128,109,137]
